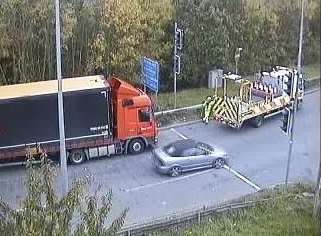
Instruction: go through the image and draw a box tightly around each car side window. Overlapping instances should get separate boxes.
[181,148,205,157]
[198,144,214,154]
[139,109,151,122]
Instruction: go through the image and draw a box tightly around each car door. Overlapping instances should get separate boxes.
[180,147,208,170]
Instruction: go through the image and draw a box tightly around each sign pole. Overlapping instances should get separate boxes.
[174,22,177,109]
[55,0,68,195]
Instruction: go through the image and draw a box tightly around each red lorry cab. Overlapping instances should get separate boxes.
[109,77,158,142]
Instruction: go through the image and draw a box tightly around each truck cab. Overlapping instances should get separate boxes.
[109,77,158,154]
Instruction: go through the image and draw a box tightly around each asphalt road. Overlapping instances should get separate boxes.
[0,90,319,227]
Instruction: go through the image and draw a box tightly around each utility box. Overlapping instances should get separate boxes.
[208,69,223,89]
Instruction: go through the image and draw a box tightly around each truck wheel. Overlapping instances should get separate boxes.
[251,115,263,128]
[69,149,86,165]
[128,139,145,155]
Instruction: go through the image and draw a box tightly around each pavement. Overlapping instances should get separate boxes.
[0,90,319,227]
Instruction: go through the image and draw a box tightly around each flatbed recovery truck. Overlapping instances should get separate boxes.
[202,66,304,128]
[0,75,158,165]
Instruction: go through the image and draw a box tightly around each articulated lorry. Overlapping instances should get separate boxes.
[202,66,304,128]
[0,75,158,164]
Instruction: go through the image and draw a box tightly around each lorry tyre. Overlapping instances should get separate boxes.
[128,139,145,155]
[69,149,86,164]
[251,115,263,128]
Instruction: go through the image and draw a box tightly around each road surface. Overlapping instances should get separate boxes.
[0,90,319,226]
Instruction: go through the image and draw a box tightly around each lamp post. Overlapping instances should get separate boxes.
[55,0,68,195]
[284,0,304,188]
[235,47,242,75]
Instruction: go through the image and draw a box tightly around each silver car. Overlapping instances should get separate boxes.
[152,139,228,177]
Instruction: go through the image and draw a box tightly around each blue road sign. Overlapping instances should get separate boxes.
[142,57,160,92]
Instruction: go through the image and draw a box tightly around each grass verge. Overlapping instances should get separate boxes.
[155,184,320,236]
[156,64,319,111]
[156,82,240,111]
[303,64,320,79]
[156,88,214,111]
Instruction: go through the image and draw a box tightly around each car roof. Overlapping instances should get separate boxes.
[168,139,198,148]
[165,139,204,157]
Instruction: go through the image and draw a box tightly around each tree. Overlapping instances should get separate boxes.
[0,0,55,85]
[0,150,127,236]
[89,0,173,83]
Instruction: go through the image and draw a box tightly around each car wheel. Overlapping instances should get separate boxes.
[69,149,86,165]
[169,166,182,177]
[213,158,225,169]
[128,138,145,155]
[251,115,263,128]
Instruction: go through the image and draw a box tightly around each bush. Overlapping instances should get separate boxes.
[0,150,128,236]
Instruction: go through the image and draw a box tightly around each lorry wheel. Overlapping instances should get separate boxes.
[128,139,145,155]
[69,149,86,165]
[251,115,263,128]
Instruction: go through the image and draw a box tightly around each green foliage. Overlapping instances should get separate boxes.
[0,151,127,236]
[0,0,319,88]
[0,0,55,85]
[89,0,174,82]
[176,0,320,88]
[156,186,320,236]
[303,64,320,79]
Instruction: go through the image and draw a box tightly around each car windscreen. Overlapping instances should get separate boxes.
[164,145,177,156]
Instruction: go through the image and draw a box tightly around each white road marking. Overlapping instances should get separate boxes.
[123,168,215,193]
[170,128,189,140]
[158,129,261,192]
[223,165,261,191]
[169,129,261,191]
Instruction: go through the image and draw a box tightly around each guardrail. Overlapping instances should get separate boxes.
[155,104,202,117]
[117,191,309,236]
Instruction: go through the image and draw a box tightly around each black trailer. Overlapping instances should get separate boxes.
[0,76,115,162]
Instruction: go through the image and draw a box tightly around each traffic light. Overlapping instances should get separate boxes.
[283,73,293,97]
[174,55,181,74]
[280,107,291,134]
[175,28,184,50]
